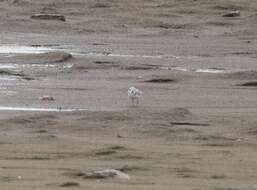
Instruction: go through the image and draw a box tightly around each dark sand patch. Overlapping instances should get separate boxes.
[7,114,58,125]
[169,167,199,178]
[115,154,146,160]
[0,176,13,182]
[211,175,226,179]
[0,69,33,80]
[31,14,66,21]
[247,127,257,135]
[215,188,257,190]
[225,71,257,80]
[212,4,245,11]
[94,61,118,65]
[59,182,80,187]
[170,122,210,127]
[116,165,148,172]
[0,70,25,77]
[194,135,236,141]
[34,129,48,133]
[202,143,234,147]
[145,78,176,83]
[95,150,117,156]
[12,51,72,64]
[122,66,153,70]
[238,81,257,87]
[207,21,234,26]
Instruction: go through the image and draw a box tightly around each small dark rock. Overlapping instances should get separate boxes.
[222,10,240,17]
[31,14,66,21]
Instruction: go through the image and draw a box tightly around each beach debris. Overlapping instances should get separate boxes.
[128,86,142,106]
[30,14,66,21]
[39,96,55,101]
[82,169,130,180]
[222,10,240,17]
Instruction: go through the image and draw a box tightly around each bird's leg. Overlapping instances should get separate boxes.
[136,97,139,105]
[131,98,134,106]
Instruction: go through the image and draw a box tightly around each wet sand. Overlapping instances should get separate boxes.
[0,0,257,189]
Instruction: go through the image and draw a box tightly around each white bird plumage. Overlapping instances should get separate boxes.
[128,86,142,106]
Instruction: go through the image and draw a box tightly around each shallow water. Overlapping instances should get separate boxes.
[0,64,17,69]
[195,69,226,73]
[0,44,238,74]
[84,52,180,59]
[0,106,88,112]
[0,76,19,81]
[0,44,178,59]
[0,45,55,54]
[158,66,226,73]
[0,91,16,96]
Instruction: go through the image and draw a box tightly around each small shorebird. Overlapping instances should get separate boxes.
[128,86,142,106]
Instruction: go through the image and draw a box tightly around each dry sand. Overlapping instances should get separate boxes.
[0,0,257,189]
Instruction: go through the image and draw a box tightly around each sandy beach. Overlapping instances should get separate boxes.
[0,0,257,189]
